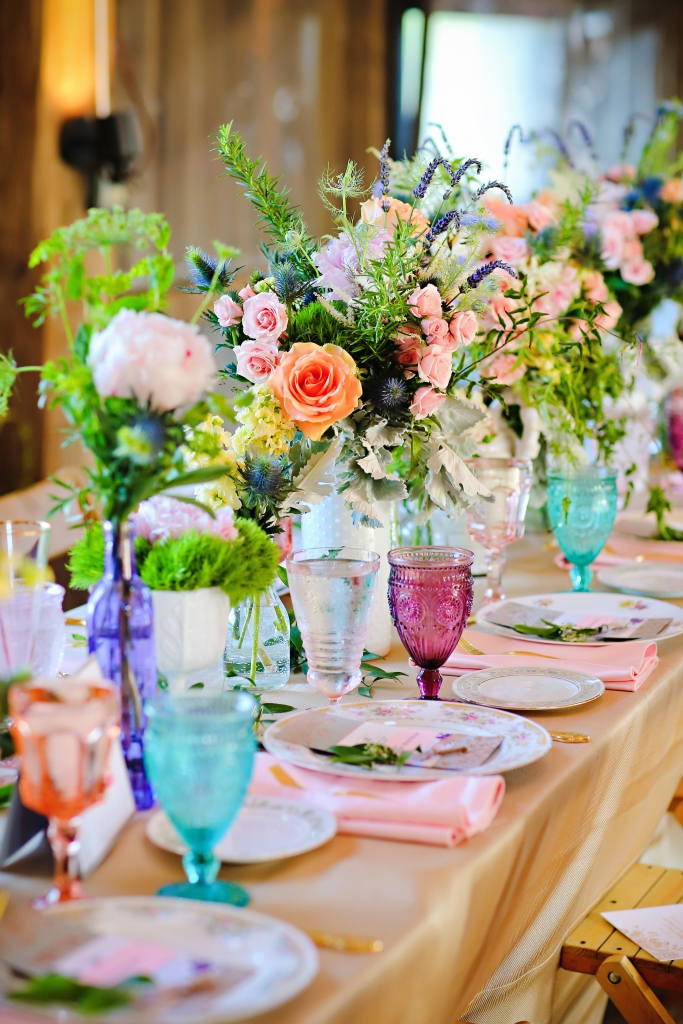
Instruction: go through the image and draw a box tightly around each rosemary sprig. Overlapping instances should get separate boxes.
[513,619,603,642]
[326,743,412,770]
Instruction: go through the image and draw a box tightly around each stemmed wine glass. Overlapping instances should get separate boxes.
[388,547,473,700]
[143,691,256,905]
[464,458,532,603]
[287,547,380,703]
[9,677,120,908]
[546,465,618,591]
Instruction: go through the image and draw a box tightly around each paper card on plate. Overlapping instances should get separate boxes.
[601,904,683,961]
[336,721,504,771]
[488,602,671,640]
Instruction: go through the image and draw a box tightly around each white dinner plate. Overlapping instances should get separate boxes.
[146,796,337,864]
[615,510,683,539]
[475,592,683,645]
[0,896,319,1023]
[263,700,552,778]
[597,563,683,599]
[452,667,604,711]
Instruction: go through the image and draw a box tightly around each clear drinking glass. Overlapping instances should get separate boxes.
[9,677,120,908]
[144,691,256,906]
[32,583,66,677]
[464,458,533,603]
[286,547,380,703]
[388,547,473,700]
[547,466,618,591]
[223,584,290,690]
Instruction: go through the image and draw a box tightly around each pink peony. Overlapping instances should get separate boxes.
[421,316,449,341]
[449,310,478,348]
[410,386,446,420]
[417,344,452,389]
[661,179,683,204]
[631,209,658,235]
[88,309,215,412]
[490,235,530,266]
[313,231,389,301]
[242,291,288,344]
[213,295,243,327]
[233,340,280,384]
[132,495,238,544]
[486,351,525,386]
[238,285,256,300]
[621,257,655,285]
[408,283,442,318]
[523,201,556,232]
[583,270,608,304]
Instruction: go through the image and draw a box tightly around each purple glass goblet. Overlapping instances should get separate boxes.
[388,546,474,700]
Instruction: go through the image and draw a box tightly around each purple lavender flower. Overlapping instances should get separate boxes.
[465,260,517,291]
[423,209,461,248]
[379,138,391,211]
[472,180,514,205]
[413,156,482,201]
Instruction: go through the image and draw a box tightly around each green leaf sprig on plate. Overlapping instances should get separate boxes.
[327,743,413,770]
[9,973,146,1015]
[513,619,603,643]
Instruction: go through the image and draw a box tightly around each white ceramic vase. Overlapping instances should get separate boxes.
[151,587,231,694]
[300,493,393,656]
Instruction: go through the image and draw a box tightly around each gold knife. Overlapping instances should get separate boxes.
[306,929,384,953]
[550,731,590,743]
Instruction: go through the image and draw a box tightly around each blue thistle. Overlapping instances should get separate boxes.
[185,247,234,291]
[471,180,514,205]
[379,138,391,211]
[364,374,412,425]
[423,209,461,248]
[241,454,291,504]
[465,260,517,291]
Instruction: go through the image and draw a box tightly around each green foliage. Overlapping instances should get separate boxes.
[646,485,683,541]
[287,302,348,348]
[9,973,133,1014]
[327,743,412,769]
[513,620,603,642]
[67,524,105,590]
[638,102,683,180]
[0,351,18,421]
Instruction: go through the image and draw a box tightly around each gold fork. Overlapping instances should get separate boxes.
[457,637,559,659]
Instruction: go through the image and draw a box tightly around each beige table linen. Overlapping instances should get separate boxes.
[3,535,683,1024]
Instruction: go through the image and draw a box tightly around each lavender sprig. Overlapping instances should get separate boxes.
[464,260,517,291]
[413,156,482,200]
[471,180,514,205]
[423,209,461,248]
[567,120,596,161]
[379,138,391,211]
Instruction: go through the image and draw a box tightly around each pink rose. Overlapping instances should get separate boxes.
[481,293,519,332]
[486,351,525,386]
[408,283,442,318]
[449,310,478,348]
[523,201,556,232]
[421,316,449,341]
[602,210,635,237]
[631,209,658,235]
[596,299,622,333]
[661,179,683,204]
[213,295,243,327]
[621,257,655,285]
[238,285,256,300]
[393,324,424,375]
[490,235,530,266]
[600,226,626,270]
[233,340,280,384]
[604,163,636,183]
[242,291,288,344]
[583,270,608,304]
[417,344,452,389]
[410,386,446,420]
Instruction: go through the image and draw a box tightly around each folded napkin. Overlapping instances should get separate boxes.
[249,752,505,848]
[442,630,658,692]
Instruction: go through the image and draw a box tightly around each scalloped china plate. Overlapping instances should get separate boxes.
[146,797,337,864]
[263,700,552,778]
[451,667,605,712]
[597,564,683,600]
[0,896,319,1024]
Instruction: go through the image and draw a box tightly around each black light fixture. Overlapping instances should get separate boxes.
[59,112,139,207]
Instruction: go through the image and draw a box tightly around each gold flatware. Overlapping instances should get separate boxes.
[268,764,303,788]
[65,617,87,626]
[457,637,485,655]
[0,890,9,921]
[306,929,384,953]
[550,731,590,743]
[457,637,559,660]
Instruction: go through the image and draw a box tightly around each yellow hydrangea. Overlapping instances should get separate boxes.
[231,385,296,458]
[185,414,242,511]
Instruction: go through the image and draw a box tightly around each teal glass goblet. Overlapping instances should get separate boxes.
[143,691,256,905]
[546,466,618,591]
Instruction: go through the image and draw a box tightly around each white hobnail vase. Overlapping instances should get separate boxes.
[151,588,231,694]
[300,493,393,656]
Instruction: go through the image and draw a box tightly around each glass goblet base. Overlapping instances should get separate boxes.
[307,668,362,704]
[157,879,249,906]
[416,667,442,700]
[569,563,592,592]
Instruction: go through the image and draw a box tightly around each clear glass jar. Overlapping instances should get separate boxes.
[223,584,290,690]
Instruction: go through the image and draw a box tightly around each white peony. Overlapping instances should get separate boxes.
[88,309,216,412]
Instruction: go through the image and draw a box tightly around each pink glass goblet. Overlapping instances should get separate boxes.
[388,547,474,700]
[666,387,683,470]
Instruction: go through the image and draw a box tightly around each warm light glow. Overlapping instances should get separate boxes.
[41,0,95,115]
[94,0,111,117]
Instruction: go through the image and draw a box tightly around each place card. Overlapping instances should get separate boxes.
[488,602,672,640]
[335,721,504,771]
[601,904,683,961]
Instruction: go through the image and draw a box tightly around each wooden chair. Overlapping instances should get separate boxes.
[561,862,683,1024]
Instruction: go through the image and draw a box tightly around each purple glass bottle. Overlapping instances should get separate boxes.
[87,520,156,809]
[667,387,683,470]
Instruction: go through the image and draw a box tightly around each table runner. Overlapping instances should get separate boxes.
[3,534,683,1024]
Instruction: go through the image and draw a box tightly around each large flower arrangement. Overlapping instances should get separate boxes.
[187,127,593,529]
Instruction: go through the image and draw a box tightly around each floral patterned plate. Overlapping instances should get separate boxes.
[263,701,552,778]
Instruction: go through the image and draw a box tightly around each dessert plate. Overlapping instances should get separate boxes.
[146,796,336,863]
[263,700,552,778]
[451,667,604,711]
[597,563,683,599]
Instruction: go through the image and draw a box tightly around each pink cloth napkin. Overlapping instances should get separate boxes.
[442,630,658,692]
[555,535,683,570]
[249,752,505,848]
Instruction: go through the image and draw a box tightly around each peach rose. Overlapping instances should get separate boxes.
[242,291,288,343]
[631,209,658,235]
[417,344,452,390]
[410,386,447,420]
[233,340,280,384]
[421,316,449,342]
[661,179,683,204]
[270,342,362,440]
[621,257,655,285]
[483,198,528,237]
[360,196,429,237]
[214,295,243,327]
[491,235,530,266]
[523,201,556,232]
[583,270,608,304]
[449,310,478,348]
[408,283,442,318]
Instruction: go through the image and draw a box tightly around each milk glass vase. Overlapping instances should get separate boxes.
[224,585,290,690]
